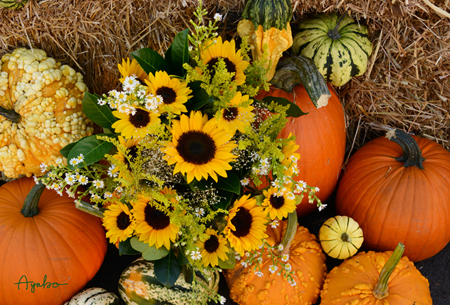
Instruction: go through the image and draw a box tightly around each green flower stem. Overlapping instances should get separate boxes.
[21,181,46,217]
[277,211,298,256]
[373,243,405,299]
[0,105,21,123]
[75,200,105,218]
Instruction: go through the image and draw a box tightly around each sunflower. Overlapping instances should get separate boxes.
[262,186,297,220]
[163,111,237,183]
[196,229,229,267]
[111,107,160,139]
[145,71,192,115]
[216,92,255,133]
[132,193,179,250]
[118,57,149,84]
[281,133,300,176]
[110,136,141,180]
[224,194,268,256]
[102,201,135,244]
[200,36,249,86]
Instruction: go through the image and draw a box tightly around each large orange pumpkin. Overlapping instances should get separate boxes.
[336,129,450,262]
[224,215,327,304]
[0,177,108,305]
[256,83,346,217]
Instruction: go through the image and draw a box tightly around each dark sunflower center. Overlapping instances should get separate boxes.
[223,107,238,121]
[116,211,131,230]
[270,195,285,209]
[124,145,138,171]
[176,130,216,165]
[231,208,252,237]
[156,86,177,105]
[130,108,151,128]
[207,57,237,81]
[144,204,170,230]
[204,235,220,253]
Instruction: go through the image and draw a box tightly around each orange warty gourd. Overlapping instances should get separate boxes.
[256,83,346,217]
[320,243,432,304]
[0,177,108,305]
[336,129,450,262]
[224,215,327,305]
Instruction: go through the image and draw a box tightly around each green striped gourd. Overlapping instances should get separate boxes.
[64,287,120,305]
[118,257,220,305]
[292,12,373,86]
[241,0,292,31]
[0,0,28,9]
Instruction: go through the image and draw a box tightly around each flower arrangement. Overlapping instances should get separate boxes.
[37,2,323,303]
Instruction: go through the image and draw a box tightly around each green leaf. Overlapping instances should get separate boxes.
[259,96,308,117]
[59,141,78,158]
[154,251,181,288]
[168,29,189,77]
[130,237,171,261]
[212,189,234,211]
[182,264,193,284]
[216,172,241,194]
[131,48,169,75]
[119,238,141,256]
[177,249,190,266]
[82,92,117,129]
[67,134,116,170]
[219,250,236,269]
[184,81,214,111]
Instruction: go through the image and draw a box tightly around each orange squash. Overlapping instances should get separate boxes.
[256,83,346,217]
[0,177,107,305]
[224,215,327,304]
[320,243,432,304]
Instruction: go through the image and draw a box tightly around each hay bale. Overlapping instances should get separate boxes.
[1,0,449,152]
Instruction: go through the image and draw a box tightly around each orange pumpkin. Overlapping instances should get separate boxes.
[0,177,107,305]
[320,243,432,304]
[336,129,450,262]
[255,83,346,217]
[224,216,327,304]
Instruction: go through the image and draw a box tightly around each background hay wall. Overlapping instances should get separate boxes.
[1,0,449,154]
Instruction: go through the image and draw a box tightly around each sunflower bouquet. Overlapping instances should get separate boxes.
[37,3,323,304]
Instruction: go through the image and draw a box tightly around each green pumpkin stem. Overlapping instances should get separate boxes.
[75,200,105,218]
[0,105,21,123]
[373,243,405,299]
[327,14,347,40]
[341,232,352,243]
[277,211,298,256]
[270,55,331,108]
[21,181,46,217]
[386,129,425,169]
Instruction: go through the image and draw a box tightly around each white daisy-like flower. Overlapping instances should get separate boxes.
[76,154,84,163]
[65,174,76,185]
[97,98,107,106]
[213,13,222,21]
[115,186,123,193]
[194,207,205,217]
[240,261,248,268]
[137,89,147,99]
[48,171,54,178]
[116,91,128,102]
[50,183,60,191]
[270,219,279,228]
[281,254,289,262]
[92,179,104,189]
[285,263,292,271]
[78,175,89,185]
[286,192,295,200]
[190,250,201,260]
[278,244,284,252]
[91,194,101,200]
[318,204,327,212]
[255,271,264,277]
[268,265,278,273]
[40,163,47,173]
[66,190,75,198]
[240,177,250,186]
[55,158,63,165]
[104,191,113,199]
[69,158,79,166]
[315,187,320,193]
[108,164,118,177]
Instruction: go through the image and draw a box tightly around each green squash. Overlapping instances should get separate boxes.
[64,287,120,305]
[241,0,292,31]
[292,12,373,86]
[118,257,220,305]
[0,0,28,9]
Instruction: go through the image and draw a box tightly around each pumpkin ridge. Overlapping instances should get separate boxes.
[340,36,370,58]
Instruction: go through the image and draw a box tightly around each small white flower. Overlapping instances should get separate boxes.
[270,219,279,228]
[78,175,89,185]
[115,186,123,193]
[315,187,320,193]
[137,89,147,99]
[240,261,248,267]
[213,13,222,21]
[40,163,47,173]
[104,191,113,199]
[219,296,226,305]
[93,179,104,189]
[76,154,84,163]
[240,177,250,186]
[108,164,118,178]
[91,194,101,200]
[268,265,278,273]
[65,174,76,185]
[55,158,63,165]
[289,279,297,287]
[281,253,289,262]
[194,207,205,217]
[190,250,201,260]
[286,192,295,200]
[285,263,292,271]
[318,204,327,211]
[255,271,264,277]
[69,158,79,166]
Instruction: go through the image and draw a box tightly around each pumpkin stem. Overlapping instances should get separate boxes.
[386,129,425,169]
[277,211,298,256]
[327,13,347,40]
[0,105,21,123]
[373,242,405,299]
[75,200,105,218]
[21,180,46,217]
[270,55,331,108]
[341,232,352,243]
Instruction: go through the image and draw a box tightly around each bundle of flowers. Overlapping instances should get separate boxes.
[37,3,323,303]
